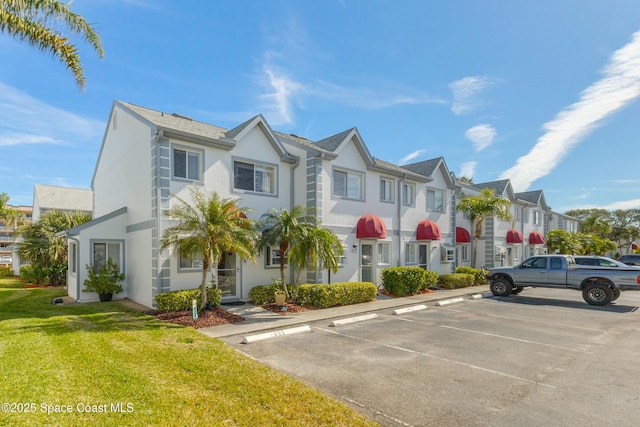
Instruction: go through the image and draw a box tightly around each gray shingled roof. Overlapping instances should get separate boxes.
[316,128,356,151]
[474,179,510,195]
[402,157,443,178]
[516,190,542,204]
[118,101,228,140]
[34,184,93,212]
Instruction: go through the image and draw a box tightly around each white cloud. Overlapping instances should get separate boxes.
[449,76,496,115]
[258,65,304,126]
[459,161,477,179]
[465,124,496,152]
[569,198,640,210]
[0,82,104,145]
[500,30,640,192]
[398,149,427,165]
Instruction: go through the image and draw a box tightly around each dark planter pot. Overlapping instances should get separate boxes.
[98,293,113,302]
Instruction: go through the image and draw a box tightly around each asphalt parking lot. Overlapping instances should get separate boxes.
[221,288,640,427]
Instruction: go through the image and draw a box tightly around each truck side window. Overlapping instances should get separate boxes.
[532,258,547,268]
[550,258,563,269]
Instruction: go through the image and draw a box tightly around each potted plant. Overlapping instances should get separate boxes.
[272,278,287,306]
[83,259,125,302]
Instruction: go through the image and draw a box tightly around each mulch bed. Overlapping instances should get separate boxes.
[153,308,245,329]
[261,302,318,315]
[378,288,436,298]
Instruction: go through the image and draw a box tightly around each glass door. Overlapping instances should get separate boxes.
[418,244,428,270]
[217,252,239,299]
[360,243,373,283]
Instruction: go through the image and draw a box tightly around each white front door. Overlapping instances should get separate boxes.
[360,242,374,284]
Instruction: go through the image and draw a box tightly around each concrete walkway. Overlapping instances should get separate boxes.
[199,285,491,339]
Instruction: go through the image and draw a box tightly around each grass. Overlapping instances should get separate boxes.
[0,278,378,426]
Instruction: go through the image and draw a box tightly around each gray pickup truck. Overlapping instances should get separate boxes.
[486,254,640,305]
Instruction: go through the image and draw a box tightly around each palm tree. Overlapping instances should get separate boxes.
[160,187,258,310]
[258,205,315,296]
[0,0,104,89]
[289,225,343,284]
[18,210,92,285]
[456,188,512,268]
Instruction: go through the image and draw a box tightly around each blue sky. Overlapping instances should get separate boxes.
[2,0,640,213]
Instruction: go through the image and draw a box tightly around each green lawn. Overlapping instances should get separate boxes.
[0,278,378,426]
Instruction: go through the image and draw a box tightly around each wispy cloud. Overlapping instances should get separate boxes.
[449,76,497,115]
[459,161,477,179]
[398,149,427,165]
[465,124,496,152]
[0,82,104,145]
[500,30,640,191]
[568,198,640,210]
[255,18,444,126]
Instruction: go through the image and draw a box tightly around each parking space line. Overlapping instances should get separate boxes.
[313,326,556,389]
[440,325,591,353]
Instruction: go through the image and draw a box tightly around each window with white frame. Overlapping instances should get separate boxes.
[337,245,347,267]
[173,147,201,181]
[333,169,363,200]
[405,243,417,264]
[265,246,287,267]
[380,178,394,202]
[69,242,77,274]
[378,242,391,265]
[427,189,445,212]
[92,241,122,273]
[234,160,276,194]
[179,251,203,270]
[533,210,541,225]
[402,183,415,206]
[514,206,522,222]
[461,245,470,261]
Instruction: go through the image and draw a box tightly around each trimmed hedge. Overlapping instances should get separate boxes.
[154,287,222,312]
[0,267,12,278]
[381,267,439,296]
[437,273,475,289]
[296,282,377,309]
[455,266,488,285]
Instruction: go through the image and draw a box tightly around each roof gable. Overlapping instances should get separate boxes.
[225,114,297,164]
[516,190,550,210]
[475,179,517,201]
[316,128,374,165]
[403,157,457,187]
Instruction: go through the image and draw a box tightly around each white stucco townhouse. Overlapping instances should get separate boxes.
[66,101,462,308]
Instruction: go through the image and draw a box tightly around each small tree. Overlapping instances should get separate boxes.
[456,188,512,268]
[160,187,258,310]
[258,205,315,296]
[289,225,343,284]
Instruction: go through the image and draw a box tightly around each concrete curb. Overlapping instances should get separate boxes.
[392,304,428,315]
[242,325,311,344]
[435,297,465,306]
[330,313,378,327]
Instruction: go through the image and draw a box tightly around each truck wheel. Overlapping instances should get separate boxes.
[582,283,613,306]
[512,286,524,294]
[490,279,513,297]
[612,288,621,301]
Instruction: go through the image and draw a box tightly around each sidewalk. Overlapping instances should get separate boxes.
[199,285,491,339]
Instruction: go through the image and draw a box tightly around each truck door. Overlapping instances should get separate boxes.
[514,256,548,284]
[547,256,566,287]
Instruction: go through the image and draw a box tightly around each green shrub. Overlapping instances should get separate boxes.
[455,266,488,285]
[0,267,12,278]
[296,282,377,308]
[248,284,280,305]
[155,287,222,312]
[20,265,37,283]
[437,273,474,289]
[381,267,439,296]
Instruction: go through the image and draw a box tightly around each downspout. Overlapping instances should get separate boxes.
[289,156,300,285]
[154,129,164,303]
[397,175,406,266]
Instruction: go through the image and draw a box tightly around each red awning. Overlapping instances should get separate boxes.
[417,220,442,241]
[506,229,524,244]
[529,231,545,245]
[456,227,471,243]
[356,214,387,239]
